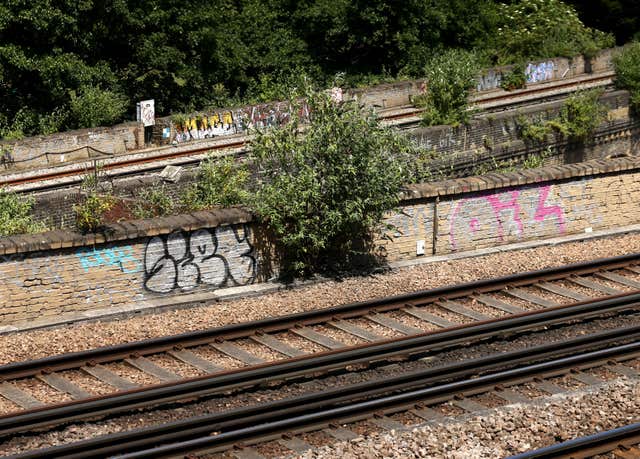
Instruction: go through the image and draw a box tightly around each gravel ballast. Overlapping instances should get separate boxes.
[297,378,640,459]
[1,233,640,364]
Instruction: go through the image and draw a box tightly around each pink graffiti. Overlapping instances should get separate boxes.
[534,185,566,233]
[485,190,524,236]
[449,185,566,251]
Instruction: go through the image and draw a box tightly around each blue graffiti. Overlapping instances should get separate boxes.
[76,245,141,274]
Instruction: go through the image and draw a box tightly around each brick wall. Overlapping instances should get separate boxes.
[378,157,640,261]
[3,157,640,327]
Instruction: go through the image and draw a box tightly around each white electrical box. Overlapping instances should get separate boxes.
[416,239,426,256]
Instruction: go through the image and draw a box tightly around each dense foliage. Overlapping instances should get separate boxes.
[248,88,413,277]
[0,0,625,139]
[415,49,480,126]
[517,89,607,142]
[183,155,250,210]
[613,42,640,112]
[0,188,46,236]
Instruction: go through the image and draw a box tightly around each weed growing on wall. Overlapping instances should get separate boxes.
[613,42,640,112]
[415,49,480,127]
[500,64,527,91]
[0,188,47,236]
[73,164,115,232]
[182,155,250,210]
[517,89,606,142]
[132,186,175,219]
[249,87,413,277]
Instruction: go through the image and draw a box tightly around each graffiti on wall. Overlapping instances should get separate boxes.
[76,245,141,274]
[173,102,309,143]
[143,225,256,293]
[526,61,554,84]
[385,205,433,239]
[477,69,502,92]
[448,184,567,250]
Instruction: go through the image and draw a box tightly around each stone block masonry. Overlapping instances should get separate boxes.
[3,157,640,327]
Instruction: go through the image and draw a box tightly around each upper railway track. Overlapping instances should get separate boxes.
[0,71,615,193]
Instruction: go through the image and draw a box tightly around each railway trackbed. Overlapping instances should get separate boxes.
[7,319,640,458]
[0,254,640,421]
[0,255,639,440]
[1,71,614,193]
[0,253,639,414]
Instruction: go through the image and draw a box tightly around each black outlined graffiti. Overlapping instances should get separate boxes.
[143,225,256,293]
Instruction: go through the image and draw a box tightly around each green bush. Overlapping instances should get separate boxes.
[495,0,614,63]
[69,86,128,129]
[500,64,527,91]
[416,49,480,127]
[559,89,607,140]
[73,193,115,233]
[182,155,250,211]
[613,42,640,112]
[73,165,115,232]
[0,188,47,236]
[132,186,175,219]
[517,89,606,142]
[249,87,412,277]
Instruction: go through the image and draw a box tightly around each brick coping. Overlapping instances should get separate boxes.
[1,156,639,256]
[401,156,640,201]
[0,207,252,256]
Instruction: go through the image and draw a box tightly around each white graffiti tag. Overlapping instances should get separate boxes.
[143,226,256,293]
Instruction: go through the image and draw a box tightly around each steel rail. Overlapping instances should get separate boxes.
[508,422,640,458]
[9,325,640,459]
[1,251,638,382]
[1,293,639,440]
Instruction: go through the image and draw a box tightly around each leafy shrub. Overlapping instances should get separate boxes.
[495,0,614,63]
[416,49,480,127]
[517,89,606,142]
[182,155,250,211]
[132,186,175,219]
[249,87,412,277]
[613,42,640,111]
[500,64,527,91]
[0,188,47,236]
[73,165,115,232]
[558,89,607,140]
[73,193,115,233]
[517,115,553,142]
[69,86,128,129]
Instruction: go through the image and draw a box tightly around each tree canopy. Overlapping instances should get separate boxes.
[0,0,629,139]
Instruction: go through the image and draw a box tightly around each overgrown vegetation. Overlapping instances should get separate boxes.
[517,89,607,142]
[73,166,115,232]
[613,42,640,112]
[493,0,614,62]
[0,0,623,139]
[248,87,413,277]
[0,189,46,236]
[500,64,527,91]
[132,186,175,219]
[471,148,551,175]
[182,155,250,211]
[415,49,480,127]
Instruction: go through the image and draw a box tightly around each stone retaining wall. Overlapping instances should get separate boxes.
[2,157,640,327]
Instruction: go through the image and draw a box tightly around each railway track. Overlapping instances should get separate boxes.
[0,254,639,434]
[7,319,639,458]
[0,71,615,193]
[510,422,640,458]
